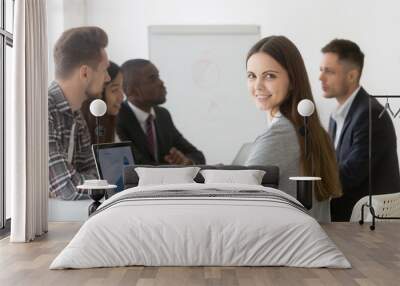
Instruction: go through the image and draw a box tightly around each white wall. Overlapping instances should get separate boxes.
[82,0,400,119]
[47,0,87,83]
[48,0,400,162]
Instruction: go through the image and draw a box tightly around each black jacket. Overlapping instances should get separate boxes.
[330,87,400,221]
[116,101,205,165]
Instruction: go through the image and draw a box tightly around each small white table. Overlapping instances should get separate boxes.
[289,176,321,210]
[77,180,117,215]
[289,176,322,181]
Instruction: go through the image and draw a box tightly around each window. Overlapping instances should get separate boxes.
[5,0,13,33]
[0,0,14,232]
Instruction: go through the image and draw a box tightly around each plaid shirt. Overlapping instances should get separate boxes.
[48,81,97,200]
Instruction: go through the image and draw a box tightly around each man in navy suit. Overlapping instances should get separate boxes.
[116,59,205,165]
[320,39,400,221]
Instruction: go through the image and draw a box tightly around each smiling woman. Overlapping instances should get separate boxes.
[247,52,290,115]
[81,61,124,144]
[244,36,342,222]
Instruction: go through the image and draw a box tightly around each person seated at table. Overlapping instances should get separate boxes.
[48,26,110,200]
[244,36,342,222]
[116,59,205,165]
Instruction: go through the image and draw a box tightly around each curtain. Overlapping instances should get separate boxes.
[8,0,48,242]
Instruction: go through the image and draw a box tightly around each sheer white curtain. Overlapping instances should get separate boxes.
[7,0,48,242]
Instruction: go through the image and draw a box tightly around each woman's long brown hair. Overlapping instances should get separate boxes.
[246,36,342,201]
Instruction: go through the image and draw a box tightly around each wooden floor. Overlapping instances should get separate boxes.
[0,222,399,286]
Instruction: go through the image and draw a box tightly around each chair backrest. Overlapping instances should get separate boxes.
[123,164,279,189]
[231,142,253,165]
[350,193,400,222]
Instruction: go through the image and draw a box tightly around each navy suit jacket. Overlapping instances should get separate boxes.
[116,101,205,165]
[329,87,400,221]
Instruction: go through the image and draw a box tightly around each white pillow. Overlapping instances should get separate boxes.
[200,169,266,185]
[135,167,201,186]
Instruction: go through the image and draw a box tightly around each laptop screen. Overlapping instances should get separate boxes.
[92,142,135,193]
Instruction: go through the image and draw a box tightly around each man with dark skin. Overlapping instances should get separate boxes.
[117,59,205,165]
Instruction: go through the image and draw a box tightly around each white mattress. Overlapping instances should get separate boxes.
[50,183,351,269]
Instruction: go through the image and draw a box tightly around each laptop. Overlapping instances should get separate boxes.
[92,142,135,193]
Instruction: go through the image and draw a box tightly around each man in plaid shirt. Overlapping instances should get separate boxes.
[49,26,111,200]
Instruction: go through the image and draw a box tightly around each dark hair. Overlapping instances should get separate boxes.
[120,59,151,96]
[247,36,342,201]
[100,61,120,99]
[81,61,121,144]
[54,26,108,79]
[321,39,364,78]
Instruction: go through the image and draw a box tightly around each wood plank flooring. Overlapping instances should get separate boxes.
[0,222,399,286]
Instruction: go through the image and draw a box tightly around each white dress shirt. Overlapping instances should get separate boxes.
[127,101,157,132]
[331,86,361,149]
[267,111,283,127]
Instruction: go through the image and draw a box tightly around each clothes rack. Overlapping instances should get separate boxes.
[360,95,400,230]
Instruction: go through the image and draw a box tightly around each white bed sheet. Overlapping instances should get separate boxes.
[50,183,351,269]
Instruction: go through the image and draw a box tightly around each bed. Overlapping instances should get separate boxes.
[50,165,350,269]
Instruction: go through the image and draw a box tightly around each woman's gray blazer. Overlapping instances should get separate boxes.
[245,115,330,222]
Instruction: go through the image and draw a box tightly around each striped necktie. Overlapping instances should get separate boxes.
[146,114,156,158]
